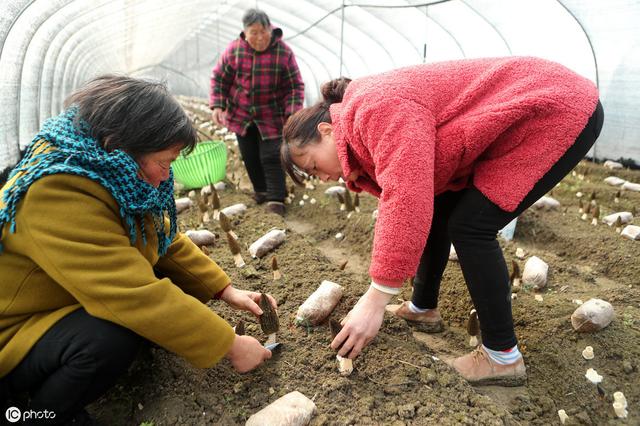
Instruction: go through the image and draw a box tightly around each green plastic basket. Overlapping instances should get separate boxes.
[172,140,227,189]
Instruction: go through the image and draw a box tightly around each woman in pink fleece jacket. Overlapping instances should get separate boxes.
[280,57,603,386]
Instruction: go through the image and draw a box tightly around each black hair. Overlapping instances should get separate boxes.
[281,77,351,184]
[64,75,197,158]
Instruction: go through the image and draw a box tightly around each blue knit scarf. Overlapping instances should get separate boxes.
[0,107,176,256]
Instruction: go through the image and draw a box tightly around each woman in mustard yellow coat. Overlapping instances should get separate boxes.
[0,75,274,423]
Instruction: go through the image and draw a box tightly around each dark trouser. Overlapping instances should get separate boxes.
[236,123,287,202]
[412,101,604,351]
[0,309,142,424]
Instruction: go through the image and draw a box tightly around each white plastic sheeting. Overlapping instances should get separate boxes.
[2,0,640,171]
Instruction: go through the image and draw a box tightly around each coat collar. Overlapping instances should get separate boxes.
[329,103,382,196]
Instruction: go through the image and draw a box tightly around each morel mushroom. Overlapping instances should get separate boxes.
[259,293,279,335]
[343,189,354,212]
[271,256,282,280]
[591,204,600,226]
[339,260,348,271]
[198,199,209,224]
[218,212,237,240]
[329,319,353,376]
[466,309,480,347]
[211,190,221,220]
[226,233,245,268]
[336,192,346,211]
[510,260,521,287]
[615,216,623,233]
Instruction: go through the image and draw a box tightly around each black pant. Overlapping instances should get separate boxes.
[236,123,287,202]
[0,309,141,424]
[412,101,604,350]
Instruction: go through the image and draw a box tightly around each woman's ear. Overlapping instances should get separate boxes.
[317,122,333,137]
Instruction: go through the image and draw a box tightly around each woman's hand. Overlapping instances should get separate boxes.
[225,335,272,373]
[211,108,227,127]
[220,286,277,318]
[330,286,393,359]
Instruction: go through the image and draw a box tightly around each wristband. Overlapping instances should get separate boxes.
[370,281,401,295]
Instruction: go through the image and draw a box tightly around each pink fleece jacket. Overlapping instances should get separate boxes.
[329,57,599,287]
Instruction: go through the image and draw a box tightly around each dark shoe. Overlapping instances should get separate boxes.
[445,346,527,386]
[385,301,444,333]
[252,192,268,205]
[265,201,286,216]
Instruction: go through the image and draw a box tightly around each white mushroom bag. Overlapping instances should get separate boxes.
[246,391,316,426]
[220,203,247,217]
[185,229,216,246]
[324,186,346,196]
[571,298,615,332]
[248,229,286,258]
[622,181,640,192]
[532,196,560,210]
[175,197,193,213]
[604,176,626,186]
[621,225,640,240]
[522,256,549,289]
[296,280,344,326]
[602,212,633,226]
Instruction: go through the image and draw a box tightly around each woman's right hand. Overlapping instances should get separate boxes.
[225,335,272,373]
[211,108,227,127]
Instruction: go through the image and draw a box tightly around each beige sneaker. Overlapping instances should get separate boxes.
[447,345,527,386]
[385,301,444,333]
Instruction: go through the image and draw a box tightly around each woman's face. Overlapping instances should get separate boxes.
[244,23,271,52]
[292,123,343,182]
[136,144,184,188]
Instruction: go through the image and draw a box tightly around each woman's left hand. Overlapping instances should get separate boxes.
[330,286,392,359]
[219,286,277,317]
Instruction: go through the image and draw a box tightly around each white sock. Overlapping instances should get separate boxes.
[408,301,432,314]
[482,344,522,365]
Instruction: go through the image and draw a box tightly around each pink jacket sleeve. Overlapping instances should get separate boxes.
[355,98,437,287]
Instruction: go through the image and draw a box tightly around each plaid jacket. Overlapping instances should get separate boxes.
[209,27,305,141]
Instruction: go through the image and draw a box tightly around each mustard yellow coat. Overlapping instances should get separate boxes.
[0,172,235,378]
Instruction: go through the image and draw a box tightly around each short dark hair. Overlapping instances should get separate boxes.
[64,75,197,158]
[242,8,270,29]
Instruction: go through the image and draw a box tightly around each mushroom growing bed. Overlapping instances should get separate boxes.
[90,103,640,425]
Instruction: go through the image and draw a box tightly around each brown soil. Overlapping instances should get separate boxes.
[90,125,640,424]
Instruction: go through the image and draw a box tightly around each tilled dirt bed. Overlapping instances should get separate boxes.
[91,156,640,425]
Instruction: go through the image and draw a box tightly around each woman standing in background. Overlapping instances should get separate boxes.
[210,8,305,216]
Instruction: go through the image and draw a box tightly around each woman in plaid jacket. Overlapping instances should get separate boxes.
[210,9,304,216]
